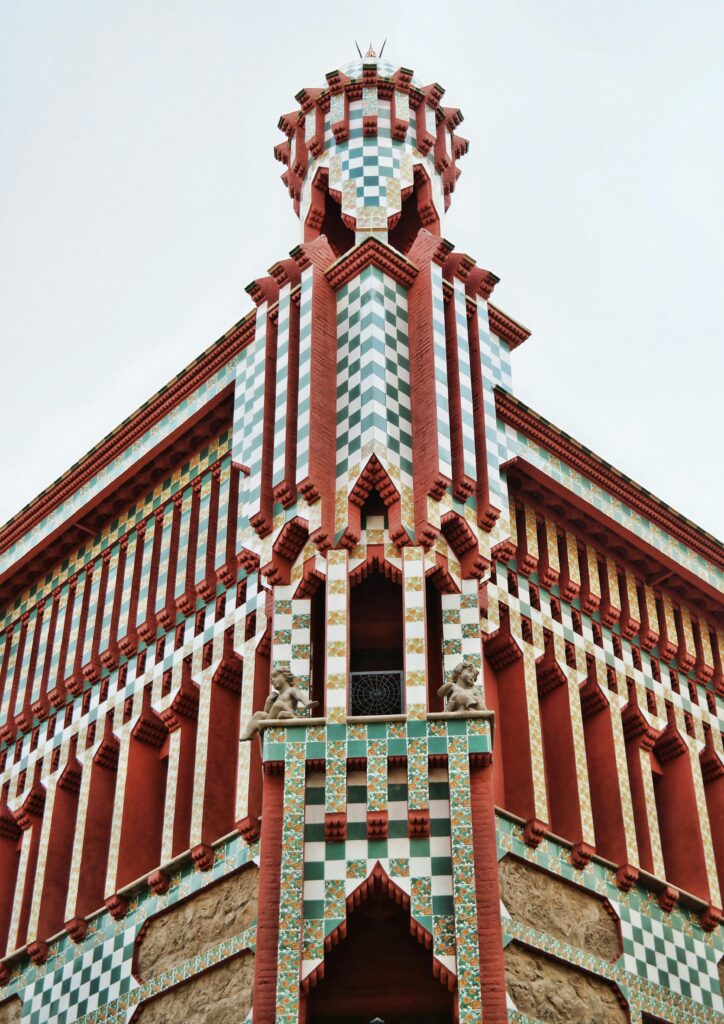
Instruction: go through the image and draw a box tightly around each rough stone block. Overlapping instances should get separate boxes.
[499,855,620,961]
[136,864,258,980]
[505,942,626,1024]
[133,952,254,1023]
[0,996,21,1024]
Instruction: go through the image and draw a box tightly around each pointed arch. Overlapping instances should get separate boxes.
[302,863,456,1021]
[341,455,410,549]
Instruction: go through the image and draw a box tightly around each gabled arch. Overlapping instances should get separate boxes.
[341,456,411,549]
[302,863,456,1007]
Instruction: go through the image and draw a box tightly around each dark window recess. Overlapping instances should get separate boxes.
[350,672,404,717]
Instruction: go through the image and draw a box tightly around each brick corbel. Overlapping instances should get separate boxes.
[147,869,170,895]
[325,811,347,842]
[105,894,129,920]
[408,808,430,838]
[235,816,261,845]
[27,940,49,965]
[367,810,388,840]
[522,818,547,848]
[65,916,88,943]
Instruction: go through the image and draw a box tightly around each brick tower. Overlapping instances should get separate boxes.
[0,50,722,1024]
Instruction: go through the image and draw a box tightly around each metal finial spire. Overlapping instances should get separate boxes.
[365,42,376,58]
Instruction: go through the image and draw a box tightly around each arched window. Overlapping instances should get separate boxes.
[349,568,404,716]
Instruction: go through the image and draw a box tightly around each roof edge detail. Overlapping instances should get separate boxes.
[495,387,723,571]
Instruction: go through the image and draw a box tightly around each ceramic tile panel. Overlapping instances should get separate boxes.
[3,834,257,1024]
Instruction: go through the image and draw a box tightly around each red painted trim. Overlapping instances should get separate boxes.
[496,390,723,571]
[504,456,723,611]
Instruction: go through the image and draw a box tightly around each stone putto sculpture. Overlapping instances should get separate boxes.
[437,660,485,713]
[240,667,319,741]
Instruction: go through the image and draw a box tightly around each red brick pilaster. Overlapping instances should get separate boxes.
[252,769,285,1024]
[470,763,508,1023]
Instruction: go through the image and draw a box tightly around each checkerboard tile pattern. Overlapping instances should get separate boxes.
[234,303,268,534]
[23,925,136,1024]
[452,279,477,483]
[273,283,293,492]
[295,268,313,487]
[620,904,723,1011]
[477,299,513,521]
[498,815,724,1023]
[301,770,457,980]
[335,264,412,475]
[431,263,453,482]
[262,715,493,1021]
[2,834,257,1024]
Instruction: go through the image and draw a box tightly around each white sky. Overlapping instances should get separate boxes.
[1,1,722,540]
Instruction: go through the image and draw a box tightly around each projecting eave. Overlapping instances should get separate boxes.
[0,306,259,583]
[495,387,723,591]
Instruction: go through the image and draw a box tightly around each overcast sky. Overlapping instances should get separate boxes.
[1,1,722,540]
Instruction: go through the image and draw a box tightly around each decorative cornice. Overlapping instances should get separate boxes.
[0,311,257,558]
[488,305,530,350]
[324,236,419,290]
[495,388,724,571]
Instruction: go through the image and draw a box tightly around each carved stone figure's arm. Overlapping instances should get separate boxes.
[289,686,318,710]
[437,681,453,698]
[263,693,277,713]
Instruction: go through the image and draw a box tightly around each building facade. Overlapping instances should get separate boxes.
[0,51,722,1024]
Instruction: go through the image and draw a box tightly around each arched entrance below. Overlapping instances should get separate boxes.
[305,876,456,1024]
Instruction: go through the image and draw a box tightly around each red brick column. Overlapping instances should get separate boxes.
[253,769,285,1024]
[470,762,508,1023]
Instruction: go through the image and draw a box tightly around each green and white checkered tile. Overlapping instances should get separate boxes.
[272,284,293,491]
[335,265,412,482]
[295,269,313,486]
[6,825,257,1023]
[618,904,723,1012]
[23,926,136,1024]
[302,770,456,980]
[451,278,477,482]
[476,300,511,510]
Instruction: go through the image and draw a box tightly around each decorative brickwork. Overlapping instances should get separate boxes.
[0,47,720,1024]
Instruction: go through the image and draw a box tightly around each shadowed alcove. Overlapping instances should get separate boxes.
[306,880,455,1023]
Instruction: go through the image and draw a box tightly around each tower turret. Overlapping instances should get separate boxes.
[275,56,468,252]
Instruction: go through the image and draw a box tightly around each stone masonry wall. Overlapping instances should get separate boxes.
[499,855,620,960]
[133,952,254,1023]
[136,864,259,980]
[505,942,627,1024]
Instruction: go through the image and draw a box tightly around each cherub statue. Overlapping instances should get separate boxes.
[437,660,485,713]
[240,667,319,741]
